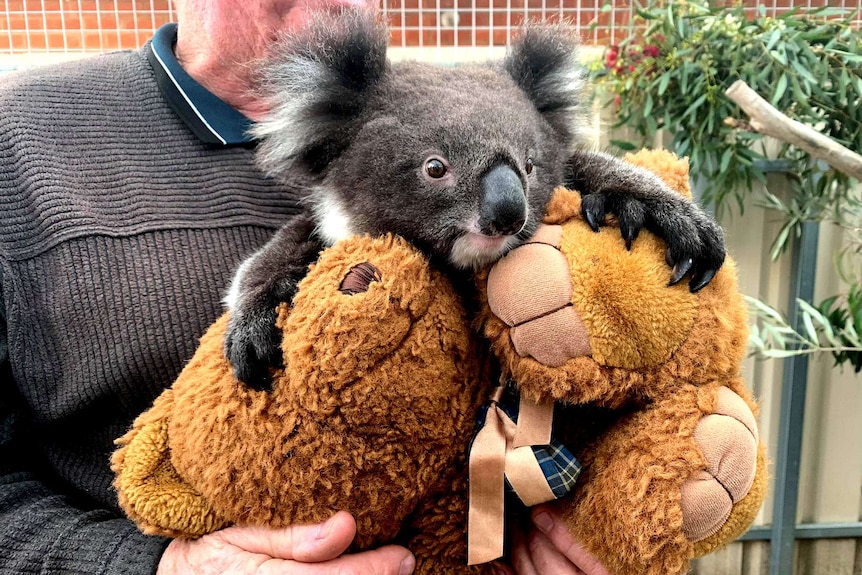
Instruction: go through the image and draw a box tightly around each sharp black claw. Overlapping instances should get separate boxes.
[584,208,601,232]
[232,353,276,392]
[621,225,639,251]
[669,257,693,286]
[689,268,718,293]
[247,371,274,392]
[581,195,606,232]
[665,248,675,268]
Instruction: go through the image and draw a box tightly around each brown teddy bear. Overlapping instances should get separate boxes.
[112,150,766,575]
[474,149,766,574]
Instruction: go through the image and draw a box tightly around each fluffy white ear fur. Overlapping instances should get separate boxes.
[250,58,334,170]
[250,9,389,181]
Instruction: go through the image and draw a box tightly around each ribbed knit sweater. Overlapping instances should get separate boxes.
[0,48,302,574]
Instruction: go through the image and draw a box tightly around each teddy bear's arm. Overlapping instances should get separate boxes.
[564,149,725,292]
[402,473,496,575]
[223,212,323,391]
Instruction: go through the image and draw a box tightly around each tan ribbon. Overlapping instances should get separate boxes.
[467,386,557,565]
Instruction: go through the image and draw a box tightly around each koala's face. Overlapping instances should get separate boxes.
[254,10,584,269]
[314,64,571,269]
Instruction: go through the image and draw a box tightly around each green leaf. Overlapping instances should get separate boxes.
[770,49,788,66]
[761,349,807,359]
[748,296,786,322]
[772,222,793,260]
[610,139,639,151]
[682,93,708,121]
[801,309,819,344]
[772,74,788,106]
[635,7,656,20]
[719,148,732,174]
[658,73,671,96]
[765,29,781,52]
[791,60,818,86]
[826,49,862,63]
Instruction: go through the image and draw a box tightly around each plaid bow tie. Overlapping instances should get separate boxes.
[491,380,582,499]
[467,379,582,565]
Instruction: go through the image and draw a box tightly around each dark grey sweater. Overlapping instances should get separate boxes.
[0,49,302,574]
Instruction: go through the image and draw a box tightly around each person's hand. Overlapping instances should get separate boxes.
[156,511,415,575]
[504,505,611,575]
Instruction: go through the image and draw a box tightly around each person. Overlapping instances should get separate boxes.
[0,1,610,573]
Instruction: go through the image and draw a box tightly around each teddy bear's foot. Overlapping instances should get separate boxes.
[680,387,759,541]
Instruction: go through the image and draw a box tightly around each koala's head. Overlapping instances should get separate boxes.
[253,9,586,269]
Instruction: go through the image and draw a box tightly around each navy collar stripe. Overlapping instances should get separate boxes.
[146,23,254,146]
[149,45,228,144]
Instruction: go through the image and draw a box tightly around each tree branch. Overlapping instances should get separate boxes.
[725,79,862,180]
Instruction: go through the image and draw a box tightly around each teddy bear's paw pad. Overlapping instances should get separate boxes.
[487,224,592,367]
[680,387,758,542]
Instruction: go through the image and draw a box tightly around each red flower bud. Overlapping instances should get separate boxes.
[643,45,660,58]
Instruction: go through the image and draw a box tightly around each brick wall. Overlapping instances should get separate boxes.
[2,1,176,52]
[1,0,856,54]
[1,0,630,53]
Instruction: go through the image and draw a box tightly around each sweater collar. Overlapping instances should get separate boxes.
[145,23,254,146]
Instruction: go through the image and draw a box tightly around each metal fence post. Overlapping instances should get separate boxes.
[768,220,820,575]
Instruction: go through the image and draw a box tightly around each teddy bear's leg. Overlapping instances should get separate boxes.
[403,473,496,575]
[684,386,767,557]
[557,383,762,575]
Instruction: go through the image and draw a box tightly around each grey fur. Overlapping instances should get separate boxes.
[226,8,726,390]
[251,10,583,267]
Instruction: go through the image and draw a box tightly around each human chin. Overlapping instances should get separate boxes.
[281,0,377,27]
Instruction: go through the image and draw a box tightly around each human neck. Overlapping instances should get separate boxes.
[173,33,269,121]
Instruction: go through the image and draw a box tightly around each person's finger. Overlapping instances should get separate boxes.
[510,523,539,575]
[257,545,416,575]
[216,511,356,562]
[525,529,586,575]
[531,506,610,575]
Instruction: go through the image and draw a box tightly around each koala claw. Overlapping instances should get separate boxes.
[224,305,283,392]
[689,268,718,294]
[669,258,694,287]
[581,193,605,233]
[581,192,726,292]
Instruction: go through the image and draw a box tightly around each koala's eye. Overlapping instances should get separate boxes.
[425,158,447,179]
[525,158,534,174]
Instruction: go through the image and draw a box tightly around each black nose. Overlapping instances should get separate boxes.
[479,164,526,236]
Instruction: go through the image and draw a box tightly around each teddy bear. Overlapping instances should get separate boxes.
[473,149,767,574]
[112,150,766,575]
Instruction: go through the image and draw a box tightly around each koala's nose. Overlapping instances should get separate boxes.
[479,164,527,237]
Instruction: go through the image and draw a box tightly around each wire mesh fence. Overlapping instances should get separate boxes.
[4,0,859,55]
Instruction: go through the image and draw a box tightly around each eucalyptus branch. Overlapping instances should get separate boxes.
[726,80,862,180]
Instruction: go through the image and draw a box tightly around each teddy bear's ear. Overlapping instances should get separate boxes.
[622,149,693,200]
[503,24,587,148]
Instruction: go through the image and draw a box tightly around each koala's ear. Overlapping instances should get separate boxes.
[504,25,586,147]
[252,8,389,178]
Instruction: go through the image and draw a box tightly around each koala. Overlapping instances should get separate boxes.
[224,9,726,390]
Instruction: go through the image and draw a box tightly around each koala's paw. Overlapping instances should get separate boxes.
[224,296,284,392]
[680,387,759,542]
[581,192,726,293]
